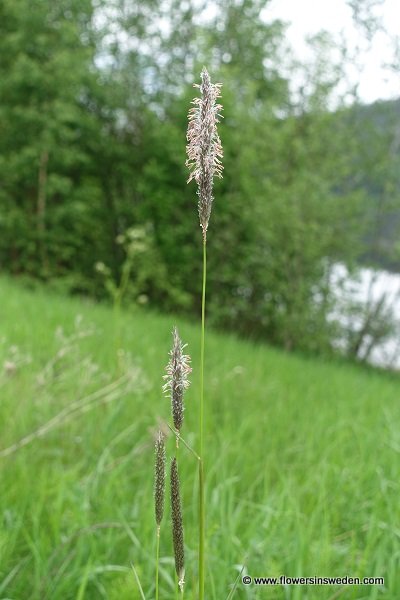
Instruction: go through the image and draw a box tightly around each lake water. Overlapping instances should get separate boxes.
[331,264,400,370]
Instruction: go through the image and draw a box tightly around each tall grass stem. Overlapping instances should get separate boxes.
[199,238,207,600]
[200,240,206,457]
[155,526,160,600]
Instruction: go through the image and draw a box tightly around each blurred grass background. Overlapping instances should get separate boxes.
[1,277,399,599]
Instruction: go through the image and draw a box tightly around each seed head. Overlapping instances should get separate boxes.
[154,431,166,527]
[186,67,223,241]
[170,457,185,591]
[163,327,191,432]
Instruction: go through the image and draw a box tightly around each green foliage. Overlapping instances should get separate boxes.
[0,0,399,354]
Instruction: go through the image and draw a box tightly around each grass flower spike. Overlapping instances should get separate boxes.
[154,430,166,528]
[186,67,223,241]
[154,430,166,600]
[163,327,191,434]
[170,457,185,592]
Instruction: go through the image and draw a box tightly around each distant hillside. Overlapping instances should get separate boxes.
[344,98,400,272]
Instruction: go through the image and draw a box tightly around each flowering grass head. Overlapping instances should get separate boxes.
[170,457,185,591]
[163,327,191,432]
[186,67,223,240]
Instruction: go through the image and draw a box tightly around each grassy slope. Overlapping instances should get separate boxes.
[0,276,399,600]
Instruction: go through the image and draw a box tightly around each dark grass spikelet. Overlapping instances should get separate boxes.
[170,457,185,590]
[154,431,166,527]
[163,327,191,433]
[186,67,223,240]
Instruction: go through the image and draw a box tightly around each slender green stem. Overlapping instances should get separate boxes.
[200,239,206,458]
[198,459,205,600]
[113,258,132,373]
[166,424,200,461]
[199,238,206,600]
[113,292,121,370]
[175,572,179,600]
[155,526,160,600]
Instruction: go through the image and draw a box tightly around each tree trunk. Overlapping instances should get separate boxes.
[37,150,49,275]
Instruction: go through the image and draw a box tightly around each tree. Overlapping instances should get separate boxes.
[0,0,97,278]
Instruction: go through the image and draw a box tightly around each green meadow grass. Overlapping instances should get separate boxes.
[0,276,399,599]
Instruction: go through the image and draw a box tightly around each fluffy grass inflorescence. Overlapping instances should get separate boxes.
[186,67,223,241]
[170,457,185,592]
[163,327,191,434]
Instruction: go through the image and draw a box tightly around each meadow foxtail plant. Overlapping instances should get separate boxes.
[152,67,222,599]
[186,67,223,600]
[158,327,191,596]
